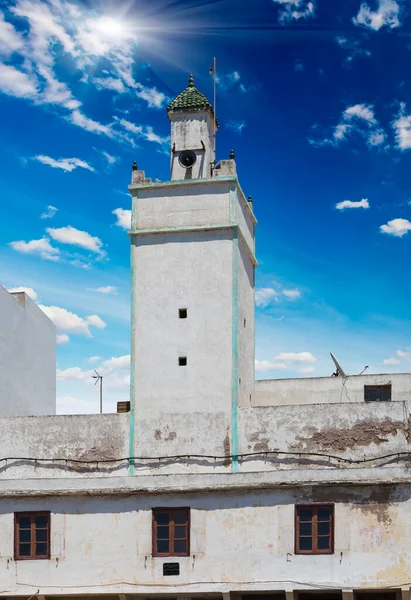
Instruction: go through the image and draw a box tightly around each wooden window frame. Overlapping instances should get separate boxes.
[152,508,190,557]
[295,505,334,555]
[14,511,50,560]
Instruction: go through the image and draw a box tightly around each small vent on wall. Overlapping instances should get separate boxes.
[117,401,131,413]
[163,562,180,576]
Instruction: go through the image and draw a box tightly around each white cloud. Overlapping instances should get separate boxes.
[94,76,126,93]
[101,355,130,369]
[112,208,131,230]
[116,118,169,146]
[310,103,386,149]
[282,288,301,299]
[275,352,317,363]
[255,360,288,373]
[40,205,58,219]
[383,357,400,365]
[393,105,411,150]
[47,225,104,255]
[8,286,38,300]
[9,237,60,261]
[0,13,23,56]
[299,366,316,374]
[397,349,411,360]
[93,286,117,294]
[380,218,411,237]
[95,149,118,165]
[86,314,106,329]
[336,36,371,63]
[353,0,401,31]
[56,333,69,344]
[217,71,243,92]
[68,110,114,137]
[255,288,279,308]
[0,62,38,98]
[225,120,246,135]
[88,356,101,364]
[336,199,370,210]
[39,304,105,336]
[34,155,94,172]
[135,83,167,109]
[344,103,376,123]
[57,366,92,381]
[273,0,315,22]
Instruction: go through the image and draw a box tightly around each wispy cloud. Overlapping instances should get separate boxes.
[112,208,131,230]
[94,149,118,166]
[256,284,302,307]
[225,120,246,135]
[46,226,105,255]
[34,155,95,172]
[309,103,386,149]
[255,351,317,373]
[273,0,315,23]
[9,237,60,261]
[380,218,411,237]
[336,199,370,210]
[40,205,58,219]
[88,286,118,295]
[0,62,38,99]
[392,103,411,150]
[0,13,23,56]
[115,117,169,147]
[56,333,69,344]
[353,0,401,31]
[39,304,106,337]
[336,36,371,64]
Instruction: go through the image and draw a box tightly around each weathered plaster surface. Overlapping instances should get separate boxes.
[0,485,410,595]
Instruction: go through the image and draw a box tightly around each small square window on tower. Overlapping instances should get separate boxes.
[179,308,187,319]
[179,357,187,366]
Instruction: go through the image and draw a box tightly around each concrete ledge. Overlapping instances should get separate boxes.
[0,466,410,498]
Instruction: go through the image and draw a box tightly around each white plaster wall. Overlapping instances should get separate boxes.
[170,112,215,180]
[131,229,233,416]
[238,237,255,408]
[0,287,56,416]
[235,187,255,254]
[134,181,231,230]
[0,413,129,479]
[0,485,409,595]
[255,373,411,407]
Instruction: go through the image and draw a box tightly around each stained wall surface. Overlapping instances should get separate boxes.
[0,485,409,595]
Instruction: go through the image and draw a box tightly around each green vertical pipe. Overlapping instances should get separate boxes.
[230,187,239,473]
[128,237,136,476]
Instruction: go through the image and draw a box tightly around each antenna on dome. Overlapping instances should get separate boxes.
[209,57,217,165]
[330,352,347,378]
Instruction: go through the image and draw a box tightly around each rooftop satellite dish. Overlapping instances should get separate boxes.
[330,352,347,378]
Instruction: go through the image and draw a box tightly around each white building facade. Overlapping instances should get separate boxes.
[0,76,410,600]
[0,285,55,417]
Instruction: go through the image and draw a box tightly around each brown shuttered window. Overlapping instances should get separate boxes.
[15,512,50,560]
[153,508,190,556]
[295,505,334,554]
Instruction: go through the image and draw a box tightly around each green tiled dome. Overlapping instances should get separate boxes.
[167,74,215,117]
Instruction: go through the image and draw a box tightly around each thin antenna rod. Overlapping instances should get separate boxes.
[213,56,217,164]
[92,370,103,414]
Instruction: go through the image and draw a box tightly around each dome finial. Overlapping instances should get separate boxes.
[188,74,194,88]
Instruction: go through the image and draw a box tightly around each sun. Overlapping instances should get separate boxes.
[92,16,128,39]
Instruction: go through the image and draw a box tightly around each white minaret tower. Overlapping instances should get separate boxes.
[128,75,257,472]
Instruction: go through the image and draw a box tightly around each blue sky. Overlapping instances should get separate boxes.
[1,0,411,413]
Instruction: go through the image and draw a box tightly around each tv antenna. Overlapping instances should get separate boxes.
[330,352,347,378]
[92,369,103,414]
